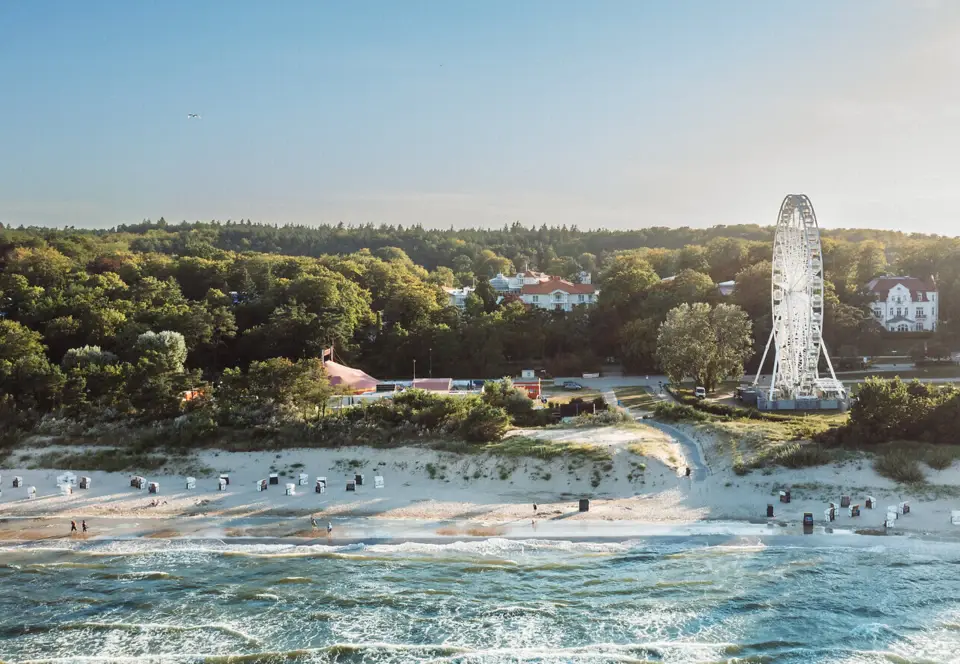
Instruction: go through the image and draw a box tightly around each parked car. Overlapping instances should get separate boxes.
[694,386,707,399]
[562,381,584,391]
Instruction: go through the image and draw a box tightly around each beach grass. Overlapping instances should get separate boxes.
[483,436,613,462]
[29,449,170,473]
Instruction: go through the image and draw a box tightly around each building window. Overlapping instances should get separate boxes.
[916,322,925,331]
[579,294,586,302]
[555,304,563,311]
[916,307,925,318]
[532,295,539,303]
[897,324,909,332]
[554,293,563,301]
[896,307,902,316]
[874,309,882,318]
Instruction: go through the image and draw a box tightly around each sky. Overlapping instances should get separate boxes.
[2,0,960,233]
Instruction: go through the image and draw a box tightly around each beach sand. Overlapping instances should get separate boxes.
[2,423,959,541]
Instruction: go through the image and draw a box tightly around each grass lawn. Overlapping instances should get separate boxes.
[544,388,601,404]
[613,386,659,410]
[840,365,960,382]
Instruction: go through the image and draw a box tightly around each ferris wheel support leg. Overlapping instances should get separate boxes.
[769,343,780,402]
[820,336,844,394]
[753,327,776,387]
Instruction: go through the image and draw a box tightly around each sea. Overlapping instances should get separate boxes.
[2,534,960,663]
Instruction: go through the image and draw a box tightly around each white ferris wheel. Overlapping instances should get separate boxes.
[753,195,845,401]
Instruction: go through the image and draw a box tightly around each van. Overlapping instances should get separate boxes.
[694,386,706,399]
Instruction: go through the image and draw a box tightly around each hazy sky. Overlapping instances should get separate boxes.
[2,1,959,232]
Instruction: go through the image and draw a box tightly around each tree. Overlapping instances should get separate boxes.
[135,330,188,373]
[657,302,753,391]
[0,320,46,362]
[619,317,659,373]
[62,345,118,370]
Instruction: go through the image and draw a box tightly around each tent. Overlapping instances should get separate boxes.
[325,360,379,393]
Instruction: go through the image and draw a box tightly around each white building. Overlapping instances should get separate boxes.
[519,276,599,312]
[490,270,552,293]
[866,276,938,332]
[442,286,475,308]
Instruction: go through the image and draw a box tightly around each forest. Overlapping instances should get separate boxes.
[0,218,957,433]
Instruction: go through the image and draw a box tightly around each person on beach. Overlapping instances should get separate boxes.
[311,516,318,529]
[82,520,88,533]
[70,520,77,533]
[327,522,332,535]
[533,503,538,513]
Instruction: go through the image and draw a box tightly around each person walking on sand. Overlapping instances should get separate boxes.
[82,520,88,534]
[533,503,538,514]
[327,522,333,535]
[70,520,77,533]
[311,516,318,529]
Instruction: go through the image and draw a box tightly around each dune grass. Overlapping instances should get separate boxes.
[613,386,659,410]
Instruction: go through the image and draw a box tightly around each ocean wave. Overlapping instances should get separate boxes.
[0,621,259,644]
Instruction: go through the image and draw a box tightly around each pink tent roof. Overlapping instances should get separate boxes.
[412,378,453,392]
[324,360,379,392]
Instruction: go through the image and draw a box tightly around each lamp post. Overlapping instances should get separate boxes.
[429,347,433,378]
[413,358,417,384]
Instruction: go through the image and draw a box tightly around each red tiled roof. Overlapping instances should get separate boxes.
[521,279,596,295]
[866,276,936,302]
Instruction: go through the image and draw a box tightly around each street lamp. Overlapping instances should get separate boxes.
[413,358,417,383]
[429,347,433,378]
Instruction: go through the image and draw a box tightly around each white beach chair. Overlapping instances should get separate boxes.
[298,473,308,486]
[285,483,296,496]
[374,475,384,489]
[186,477,196,490]
[27,486,36,499]
[951,510,960,526]
[59,483,72,496]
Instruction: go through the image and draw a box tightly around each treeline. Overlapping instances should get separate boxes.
[0,219,957,432]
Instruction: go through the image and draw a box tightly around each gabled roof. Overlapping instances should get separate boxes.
[885,315,915,324]
[521,278,596,295]
[866,276,936,301]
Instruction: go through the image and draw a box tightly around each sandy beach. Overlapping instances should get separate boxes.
[2,422,959,542]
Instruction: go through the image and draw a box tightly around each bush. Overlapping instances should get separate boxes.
[924,447,956,471]
[653,402,708,422]
[459,402,511,442]
[874,449,925,483]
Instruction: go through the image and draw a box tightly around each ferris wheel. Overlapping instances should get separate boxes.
[754,195,844,401]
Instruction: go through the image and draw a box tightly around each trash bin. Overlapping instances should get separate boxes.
[579,498,590,512]
[766,504,774,518]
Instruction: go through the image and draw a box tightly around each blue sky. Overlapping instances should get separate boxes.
[2,1,959,232]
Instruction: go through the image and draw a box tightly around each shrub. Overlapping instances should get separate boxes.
[924,447,956,471]
[653,402,708,422]
[874,449,925,483]
[459,402,511,442]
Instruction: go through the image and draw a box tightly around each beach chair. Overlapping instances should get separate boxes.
[298,473,308,486]
[59,483,72,496]
[269,473,279,485]
[79,476,91,489]
[898,501,910,515]
[849,504,860,518]
[148,482,159,494]
[315,478,326,494]
[285,483,296,496]
[27,486,36,499]
[256,479,267,492]
[374,475,384,489]
[219,474,230,486]
[354,473,364,486]
[13,476,23,488]
[865,496,874,509]
[346,480,356,492]
[952,510,960,526]
[840,496,850,508]
[185,477,196,490]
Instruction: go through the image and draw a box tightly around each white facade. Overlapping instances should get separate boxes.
[443,286,475,308]
[866,277,938,332]
[519,278,599,312]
